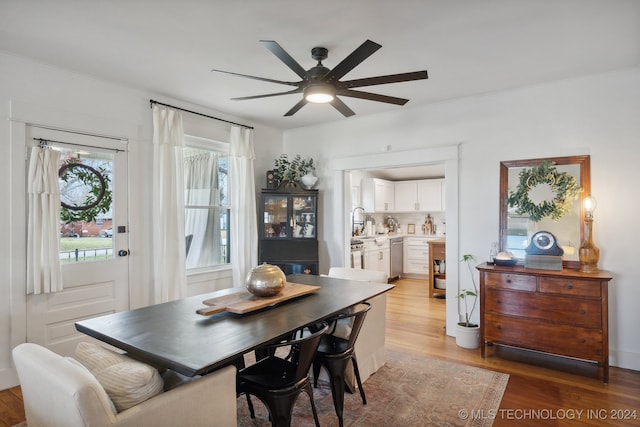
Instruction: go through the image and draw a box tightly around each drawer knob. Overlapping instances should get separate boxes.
[566,283,574,290]
[496,325,502,330]
[580,309,587,315]
[506,279,512,284]
[580,338,587,344]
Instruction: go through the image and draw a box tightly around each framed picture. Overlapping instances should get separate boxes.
[407,224,416,234]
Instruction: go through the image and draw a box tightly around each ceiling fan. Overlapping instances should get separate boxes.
[211,40,428,117]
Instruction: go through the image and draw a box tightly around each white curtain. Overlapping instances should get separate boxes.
[184,152,221,269]
[229,126,257,287]
[27,146,63,294]
[152,106,186,303]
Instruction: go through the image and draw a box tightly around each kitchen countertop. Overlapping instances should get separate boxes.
[351,233,445,241]
[427,238,447,244]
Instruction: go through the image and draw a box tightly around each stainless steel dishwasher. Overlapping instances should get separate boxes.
[390,236,403,280]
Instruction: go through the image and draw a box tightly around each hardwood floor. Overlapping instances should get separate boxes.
[0,386,23,427]
[1,277,638,426]
[386,278,640,427]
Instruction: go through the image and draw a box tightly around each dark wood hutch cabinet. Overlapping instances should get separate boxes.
[259,183,319,275]
[477,263,613,382]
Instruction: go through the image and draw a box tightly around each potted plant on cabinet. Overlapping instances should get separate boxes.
[274,154,317,189]
[456,254,480,349]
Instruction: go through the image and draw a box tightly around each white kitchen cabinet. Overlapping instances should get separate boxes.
[402,237,431,277]
[363,238,390,278]
[362,178,394,212]
[394,181,419,212]
[394,179,444,212]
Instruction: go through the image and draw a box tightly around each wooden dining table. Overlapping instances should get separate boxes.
[75,273,394,377]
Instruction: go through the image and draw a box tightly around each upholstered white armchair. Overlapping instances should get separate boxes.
[327,267,389,384]
[12,343,237,427]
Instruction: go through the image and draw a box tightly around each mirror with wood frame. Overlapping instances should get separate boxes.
[499,155,590,269]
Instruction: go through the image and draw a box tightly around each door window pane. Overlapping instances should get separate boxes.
[58,148,114,263]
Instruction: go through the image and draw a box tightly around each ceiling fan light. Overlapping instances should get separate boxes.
[304,84,334,103]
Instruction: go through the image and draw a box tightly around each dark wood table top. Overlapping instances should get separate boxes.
[75,274,394,377]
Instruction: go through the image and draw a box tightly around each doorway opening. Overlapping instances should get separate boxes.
[347,164,447,326]
[332,145,459,336]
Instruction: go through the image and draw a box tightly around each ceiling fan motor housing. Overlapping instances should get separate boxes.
[311,47,328,62]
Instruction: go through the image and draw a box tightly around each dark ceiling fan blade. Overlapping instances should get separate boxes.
[261,40,309,80]
[339,70,428,89]
[284,98,308,116]
[231,88,303,101]
[325,40,382,82]
[330,97,356,117]
[337,89,409,105]
[211,69,300,87]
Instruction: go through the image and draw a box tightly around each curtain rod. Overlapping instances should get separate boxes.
[149,99,254,130]
[33,138,125,153]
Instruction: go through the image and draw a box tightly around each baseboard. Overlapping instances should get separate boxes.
[0,365,19,391]
[610,348,640,372]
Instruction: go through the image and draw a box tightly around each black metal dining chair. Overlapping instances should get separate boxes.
[312,302,372,427]
[237,322,329,427]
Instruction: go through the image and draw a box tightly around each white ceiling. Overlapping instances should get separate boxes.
[1,1,639,131]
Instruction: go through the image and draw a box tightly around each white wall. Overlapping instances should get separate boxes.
[283,67,640,371]
[0,53,283,389]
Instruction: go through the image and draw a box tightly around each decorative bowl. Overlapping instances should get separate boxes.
[494,258,518,266]
[245,263,286,297]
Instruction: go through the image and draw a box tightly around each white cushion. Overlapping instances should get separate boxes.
[95,360,164,412]
[75,342,164,412]
[75,341,130,373]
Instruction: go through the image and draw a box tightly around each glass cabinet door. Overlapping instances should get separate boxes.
[263,195,289,239]
[292,196,316,239]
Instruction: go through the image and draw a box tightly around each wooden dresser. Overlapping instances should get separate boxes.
[477,263,613,382]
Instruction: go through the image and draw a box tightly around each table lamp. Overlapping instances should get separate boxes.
[579,196,599,273]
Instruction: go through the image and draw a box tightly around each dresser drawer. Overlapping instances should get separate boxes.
[539,277,601,297]
[484,272,536,292]
[405,237,429,246]
[406,260,429,274]
[407,247,428,259]
[484,288,602,328]
[484,313,603,360]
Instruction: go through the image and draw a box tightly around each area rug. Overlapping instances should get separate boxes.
[12,350,508,427]
[237,349,509,427]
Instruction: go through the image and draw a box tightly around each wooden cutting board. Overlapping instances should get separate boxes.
[196,282,320,316]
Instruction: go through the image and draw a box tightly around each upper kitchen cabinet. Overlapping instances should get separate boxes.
[394,179,445,212]
[362,178,395,212]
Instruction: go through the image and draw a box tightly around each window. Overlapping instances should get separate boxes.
[183,136,230,270]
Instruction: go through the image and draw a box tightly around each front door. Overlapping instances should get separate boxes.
[26,126,130,356]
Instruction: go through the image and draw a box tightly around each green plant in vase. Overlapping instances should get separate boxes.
[458,254,478,327]
[456,254,481,349]
[273,154,316,187]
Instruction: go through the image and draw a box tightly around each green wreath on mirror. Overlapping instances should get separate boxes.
[506,161,581,222]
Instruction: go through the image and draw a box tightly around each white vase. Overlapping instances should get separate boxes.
[300,173,318,189]
[456,323,480,349]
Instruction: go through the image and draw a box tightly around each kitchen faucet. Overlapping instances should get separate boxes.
[352,207,365,236]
